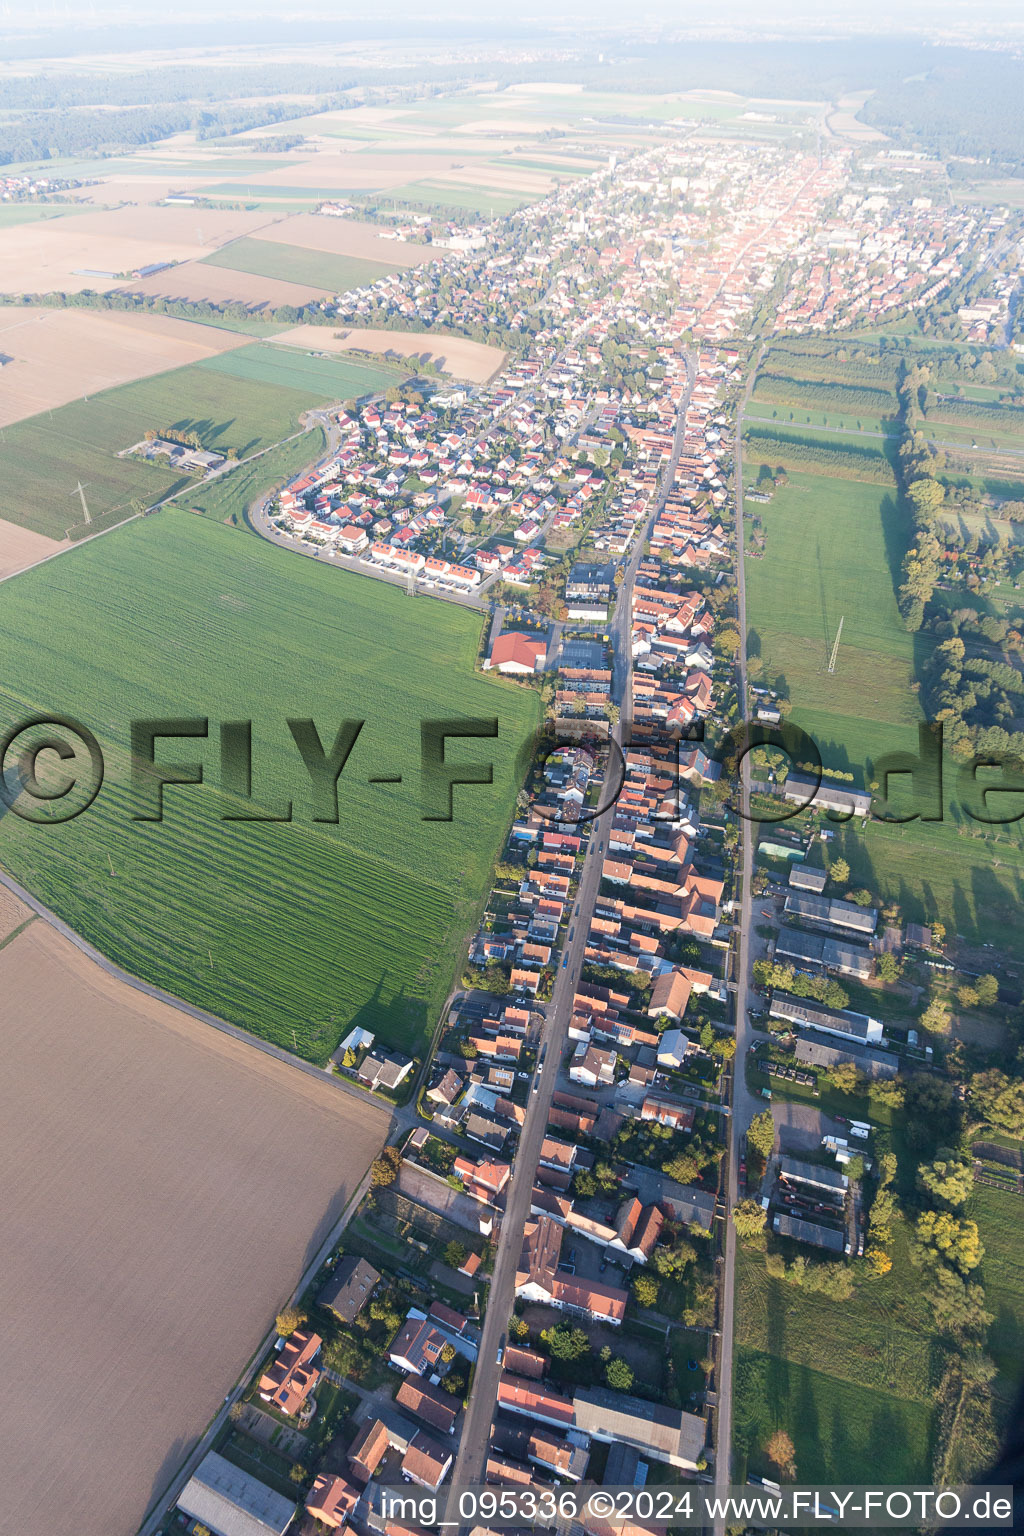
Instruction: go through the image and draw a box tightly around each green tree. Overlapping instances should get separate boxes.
[662,1151,700,1184]
[746,1109,775,1160]
[652,1239,697,1278]
[632,1275,659,1309]
[289,1463,308,1485]
[732,1199,767,1238]
[915,1210,984,1273]
[829,857,850,885]
[921,994,952,1036]
[875,952,900,983]
[275,1306,306,1337]
[606,1357,634,1392]
[975,973,999,1007]
[541,1324,591,1360]
[444,1240,466,1269]
[370,1146,401,1186]
[917,1155,973,1208]
[970,1069,1024,1136]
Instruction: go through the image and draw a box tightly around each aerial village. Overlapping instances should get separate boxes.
[161,130,1022,1536]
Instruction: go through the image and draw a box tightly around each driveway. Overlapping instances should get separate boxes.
[771,1102,846,1154]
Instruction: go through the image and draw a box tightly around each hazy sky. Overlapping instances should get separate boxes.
[3,0,1023,43]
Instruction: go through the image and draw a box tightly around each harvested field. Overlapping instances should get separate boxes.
[270,324,505,383]
[433,164,556,196]
[0,916,388,1536]
[0,205,274,296]
[126,259,331,309]
[258,212,431,267]
[0,885,30,940]
[253,152,461,190]
[40,203,277,247]
[0,515,66,578]
[0,306,251,427]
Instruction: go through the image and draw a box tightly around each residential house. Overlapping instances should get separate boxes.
[402,1431,454,1490]
[258,1329,322,1417]
[569,1044,617,1088]
[496,1375,576,1429]
[306,1473,360,1530]
[318,1256,380,1324]
[357,1050,415,1093]
[640,1095,694,1132]
[389,1312,449,1376]
[396,1378,459,1436]
[515,1216,627,1324]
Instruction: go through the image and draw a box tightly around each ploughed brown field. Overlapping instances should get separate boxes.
[0,515,66,578]
[0,917,388,1536]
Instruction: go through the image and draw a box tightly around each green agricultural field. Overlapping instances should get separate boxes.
[0,513,539,1060]
[734,1233,937,1482]
[0,363,326,539]
[201,236,398,292]
[196,341,404,399]
[388,183,529,216]
[0,203,76,228]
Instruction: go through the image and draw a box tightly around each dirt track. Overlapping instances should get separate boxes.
[0,919,388,1536]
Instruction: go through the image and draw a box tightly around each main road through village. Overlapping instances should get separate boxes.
[446,354,696,1511]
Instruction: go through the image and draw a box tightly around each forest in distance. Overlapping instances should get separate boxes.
[2,40,1023,173]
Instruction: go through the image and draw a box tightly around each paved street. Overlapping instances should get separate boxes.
[712,351,764,1522]
[447,354,696,1505]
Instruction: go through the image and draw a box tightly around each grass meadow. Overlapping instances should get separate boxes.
[967,1185,1024,1391]
[733,1233,938,1483]
[201,236,399,292]
[0,513,539,1059]
[744,451,1024,947]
